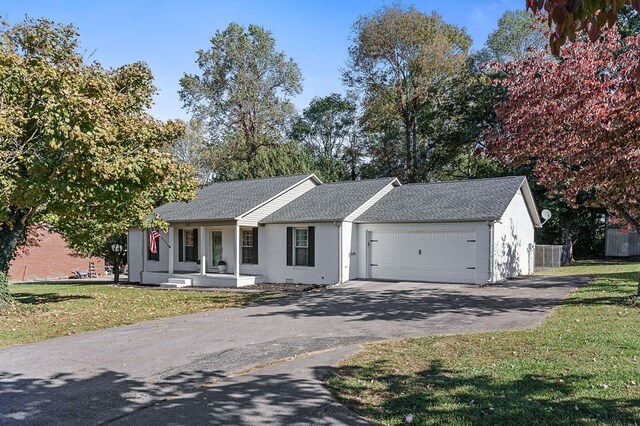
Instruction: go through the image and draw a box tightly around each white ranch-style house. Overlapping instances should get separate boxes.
[128,174,541,288]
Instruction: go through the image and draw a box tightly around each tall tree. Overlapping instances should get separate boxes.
[483,9,546,62]
[292,94,357,159]
[173,118,213,184]
[180,22,302,180]
[0,18,197,305]
[485,29,640,234]
[291,93,360,181]
[344,6,471,182]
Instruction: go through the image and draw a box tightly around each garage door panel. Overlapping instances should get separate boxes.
[369,230,477,284]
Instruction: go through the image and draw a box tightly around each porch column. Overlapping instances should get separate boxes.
[168,226,174,274]
[234,223,240,278]
[200,225,206,275]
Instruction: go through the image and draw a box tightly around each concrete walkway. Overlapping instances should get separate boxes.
[0,276,587,425]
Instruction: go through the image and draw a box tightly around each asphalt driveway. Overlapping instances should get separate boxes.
[0,275,588,425]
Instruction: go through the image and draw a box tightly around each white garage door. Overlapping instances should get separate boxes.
[368,230,477,283]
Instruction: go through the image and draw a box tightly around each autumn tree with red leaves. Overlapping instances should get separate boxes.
[485,29,640,237]
[528,0,640,54]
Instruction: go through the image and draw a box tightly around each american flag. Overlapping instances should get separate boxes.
[149,230,161,254]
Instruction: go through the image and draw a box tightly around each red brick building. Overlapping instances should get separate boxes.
[9,230,105,282]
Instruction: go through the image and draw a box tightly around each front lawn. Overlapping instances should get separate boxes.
[327,261,640,425]
[0,283,283,349]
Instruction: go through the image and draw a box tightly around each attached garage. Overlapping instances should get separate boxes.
[355,176,541,284]
[367,229,479,284]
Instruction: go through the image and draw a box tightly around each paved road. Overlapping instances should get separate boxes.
[0,276,587,425]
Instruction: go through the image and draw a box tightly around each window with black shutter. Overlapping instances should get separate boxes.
[288,226,315,267]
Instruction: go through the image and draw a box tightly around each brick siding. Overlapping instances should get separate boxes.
[8,231,105,282]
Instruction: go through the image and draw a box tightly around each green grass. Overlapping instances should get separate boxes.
[0,283,283,348]
[327,261,640,425]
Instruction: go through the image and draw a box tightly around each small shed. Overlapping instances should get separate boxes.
[605,227,640,257]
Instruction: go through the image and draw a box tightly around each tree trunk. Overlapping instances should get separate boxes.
[561,218,574,266]
[0,212,30,308]
[113,261,120,284]
[404,117,414,182]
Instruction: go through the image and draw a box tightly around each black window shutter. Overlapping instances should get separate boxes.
[193,228,199,260]
[252,227,259,264]
[286,227,293,266]
[308,226,315,267]
[178,229,184,262]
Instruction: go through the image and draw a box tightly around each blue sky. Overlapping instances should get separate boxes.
[4,0,523,121]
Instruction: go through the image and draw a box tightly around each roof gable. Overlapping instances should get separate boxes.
[262,177,399,223]
[154,174,318,222]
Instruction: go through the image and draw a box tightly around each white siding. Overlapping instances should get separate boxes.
[127,228,144,283]
[239,226,266,276]
[357,222,491,284]
[261,223,340,284]
[237,178,318,226]
[344,181,398,222]
[340,221,360,281]
[492,189,536,281]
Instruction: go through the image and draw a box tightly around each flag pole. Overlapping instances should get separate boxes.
[158,234,171,248]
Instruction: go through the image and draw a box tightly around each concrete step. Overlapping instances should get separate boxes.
[168,278,192,286]
[160,282,191,288]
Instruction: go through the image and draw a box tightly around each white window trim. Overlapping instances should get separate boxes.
[294,227,309,267]
[181,228,197,263]
[241,228,254,265]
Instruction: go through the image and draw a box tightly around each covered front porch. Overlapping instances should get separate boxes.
[141,220,262,288]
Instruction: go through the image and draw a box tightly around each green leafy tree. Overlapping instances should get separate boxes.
[245,141,315,179]
[173,118,213,184]
[482,9,546,62]
[0,18,197,305]
[344,5,472,182]
[617,5,640,37]
[292,94,357,159]
[291,93,361,181]
[64,228,128,283]
[180,23,303,180]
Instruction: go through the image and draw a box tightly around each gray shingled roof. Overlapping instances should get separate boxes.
[154,174,315,222]
[262,177,398,223]
[355,176,527,223]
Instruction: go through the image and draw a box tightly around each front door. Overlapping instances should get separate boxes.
[211,231,223,268]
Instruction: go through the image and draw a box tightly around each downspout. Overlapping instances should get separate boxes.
[140,229,145,284]
[335,222,343,284]
[488,221,495,284]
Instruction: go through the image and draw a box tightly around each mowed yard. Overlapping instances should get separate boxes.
[0,283,282,349]
[327,261,640,425]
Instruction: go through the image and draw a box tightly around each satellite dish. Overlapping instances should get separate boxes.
[542,209,552,220]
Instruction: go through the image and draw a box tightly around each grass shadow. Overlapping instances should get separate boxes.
[329,359,639,425]
[11,292,93,306]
